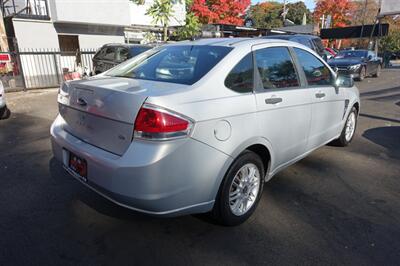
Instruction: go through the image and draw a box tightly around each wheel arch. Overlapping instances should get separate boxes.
[210,137,275,202]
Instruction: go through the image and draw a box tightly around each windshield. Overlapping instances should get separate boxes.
[335,50,367,59]
[106,45,233,85]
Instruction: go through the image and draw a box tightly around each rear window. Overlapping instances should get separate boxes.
[106,45,232,85]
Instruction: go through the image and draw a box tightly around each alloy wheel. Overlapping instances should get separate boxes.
[229,163,261,216]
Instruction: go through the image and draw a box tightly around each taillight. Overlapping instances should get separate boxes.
[134,104,193,140]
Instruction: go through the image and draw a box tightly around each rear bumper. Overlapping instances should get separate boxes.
[50,115,232,216]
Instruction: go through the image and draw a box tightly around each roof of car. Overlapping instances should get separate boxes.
[263,34,320,40]
[102,43,153,48]
[168,37,296,48]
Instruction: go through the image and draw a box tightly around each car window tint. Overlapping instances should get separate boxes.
[225,53,254,93]
[292,37,312,49]
[255,47,299,89]
[131,46,152,57]
[294,48,333,86]
[116,47,129,62]
[103,47,116,61]
[106,45,232,85]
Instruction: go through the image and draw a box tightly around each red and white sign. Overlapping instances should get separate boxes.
[0,53,11,62]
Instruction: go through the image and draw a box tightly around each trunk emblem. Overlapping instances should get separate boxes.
[77,98,87,106]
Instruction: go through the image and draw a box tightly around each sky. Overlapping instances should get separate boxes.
[251,0,316,11]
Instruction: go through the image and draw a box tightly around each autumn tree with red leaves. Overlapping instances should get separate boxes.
[313,0,355,28]
[191,0,251,26]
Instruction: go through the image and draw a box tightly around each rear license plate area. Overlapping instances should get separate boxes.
[68,151,88,182]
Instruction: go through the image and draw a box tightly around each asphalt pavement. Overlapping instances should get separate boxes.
[0,69,399,265]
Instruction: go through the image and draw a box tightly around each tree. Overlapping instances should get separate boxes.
[250,2,283,29]
[349,0,379,26]
[286,2,312,25]
[191,0,251,26]
[380,29,400,52]
[313,0,355,28]
[146,0,175,41]
[173,12,202,40]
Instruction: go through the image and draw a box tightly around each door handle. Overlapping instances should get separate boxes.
[315,92,326,98]
[265,97,283,104]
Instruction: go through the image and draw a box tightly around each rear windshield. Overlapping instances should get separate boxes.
[106,45,232,85]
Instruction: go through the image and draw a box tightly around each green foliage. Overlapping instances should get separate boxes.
[130,0,145,5]
[146,0,175,41]
[250,2,283,29]
[380,29,400,52]
[286,2,311,25]
[173,12,201,41]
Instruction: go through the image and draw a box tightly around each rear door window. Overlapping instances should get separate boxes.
[225,53,254,93]
[255,47,300,89]
[293,48,333,86]
[107,45,232,85]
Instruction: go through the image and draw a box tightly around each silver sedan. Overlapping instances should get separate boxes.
[51,38,360,225]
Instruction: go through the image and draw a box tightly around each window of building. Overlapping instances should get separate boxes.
[255,47,300,89]
[58,35,79,53]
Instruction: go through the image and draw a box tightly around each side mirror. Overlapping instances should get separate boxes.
[367,55,373,60]
[335,74,354,88]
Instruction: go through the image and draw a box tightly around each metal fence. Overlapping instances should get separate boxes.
[1,48,96,91]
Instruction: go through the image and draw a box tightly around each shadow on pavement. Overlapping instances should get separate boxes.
[360,113,400,124]
[362,126,400,158]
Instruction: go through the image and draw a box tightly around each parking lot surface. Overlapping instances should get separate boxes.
[1,69,399,265]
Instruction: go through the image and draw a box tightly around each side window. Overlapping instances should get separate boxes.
[293,48,333,86]
[225,53,254,93]
[255,47,300,89]
[115,47,129,62]
[93,47,107,60]
[103,47,116,61]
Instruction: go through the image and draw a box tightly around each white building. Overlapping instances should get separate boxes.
[3,0,186,50]
[0,0,186,88]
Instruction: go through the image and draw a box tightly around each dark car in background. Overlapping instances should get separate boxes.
[263,34,326,60]
[328,50,382,81]
[92,44,153,75]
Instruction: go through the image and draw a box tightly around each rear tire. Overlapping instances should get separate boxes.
[331,106,358,147]
[373,65,381,77]
[0,105,10,120]
[212,150,265,226]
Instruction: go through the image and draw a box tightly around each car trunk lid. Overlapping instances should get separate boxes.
[58,77,149,155]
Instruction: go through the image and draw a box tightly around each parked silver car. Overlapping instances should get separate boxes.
[51,38,360,225]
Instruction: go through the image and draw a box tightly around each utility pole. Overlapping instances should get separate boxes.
[282,0,288,25]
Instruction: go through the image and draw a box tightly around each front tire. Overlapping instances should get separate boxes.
[356,66,366,81]
[331,106,358,147]
[212,151,265,226]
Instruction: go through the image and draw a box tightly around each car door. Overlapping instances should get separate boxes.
[367,51,380,74]
[292,47,346,150]
[253,45,313,169]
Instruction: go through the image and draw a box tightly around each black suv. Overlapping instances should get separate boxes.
[263,34,326,60]
[92,44,153,75]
